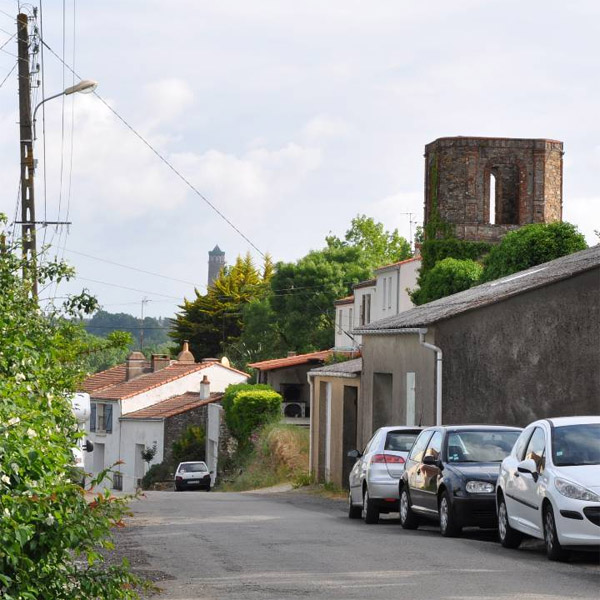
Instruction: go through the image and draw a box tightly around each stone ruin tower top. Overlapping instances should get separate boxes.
[423,136,563,243]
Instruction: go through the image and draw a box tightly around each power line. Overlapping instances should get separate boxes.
[40,38,266,259]
[0,58,15,88]
[74,276,183,300]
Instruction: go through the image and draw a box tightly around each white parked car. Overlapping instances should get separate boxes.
[174,461,212,491]
[347,426,422,524]
[496,416,600,561]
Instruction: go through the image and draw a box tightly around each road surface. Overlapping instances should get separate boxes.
[119,489,599,599]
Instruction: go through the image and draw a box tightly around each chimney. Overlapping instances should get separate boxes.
[126,351,146,381]
[199,375,210,400]
[287,351,297,358]
[177,340,196,364]
[151,354,170,372]
[201,357,219,364]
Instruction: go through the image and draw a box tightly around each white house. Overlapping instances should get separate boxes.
[334,257,421,351]
[81,343,248,492]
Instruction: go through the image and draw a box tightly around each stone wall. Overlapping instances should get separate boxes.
[424,137,563,242]
[163,405,208,464]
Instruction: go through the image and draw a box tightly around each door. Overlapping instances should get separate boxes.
[93,442,105,474]
[511,427,546,534]
[342,386,358,489]
[405,430,434,512]
[421,431,444,513]
[134,443,145,488]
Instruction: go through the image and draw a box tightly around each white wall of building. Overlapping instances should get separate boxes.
[334,303,355,349]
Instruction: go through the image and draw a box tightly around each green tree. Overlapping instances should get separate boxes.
[326,214,412,269]
[170,253,273,360]
[481,222,588,282]
[0,217,139,598]
[269,246,372,352]
[410,258,483,305]
[86,310,170,348]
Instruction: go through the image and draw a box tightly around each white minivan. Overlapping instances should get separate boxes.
[496,416,600,561]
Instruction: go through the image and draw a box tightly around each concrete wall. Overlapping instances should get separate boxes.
[436,268,600,426]
[334,303,355,349]
[310,375,360,488]
[359,332,436,449]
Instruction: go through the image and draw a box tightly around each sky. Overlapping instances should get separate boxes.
[0,1,598,319]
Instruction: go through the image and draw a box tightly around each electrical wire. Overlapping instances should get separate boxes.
[73,276,183,300]
[39,38,266,259]
[0,57,15,88]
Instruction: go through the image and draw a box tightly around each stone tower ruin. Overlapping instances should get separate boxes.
[423,137,563,242]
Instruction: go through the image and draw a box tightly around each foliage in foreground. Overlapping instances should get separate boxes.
[219,423,309,492]
[0,218,139,599]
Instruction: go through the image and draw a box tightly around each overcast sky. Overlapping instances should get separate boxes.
[0,1,598,318]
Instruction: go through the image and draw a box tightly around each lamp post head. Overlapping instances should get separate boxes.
[64,79,98,95]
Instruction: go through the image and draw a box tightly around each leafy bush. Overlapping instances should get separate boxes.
[419,238,491,273]
[222,384,282,446]
[141,462,173,490]
[481,222,588,282]
[0,217,139,598]
[411,258,483,305]
[172,425,206,464]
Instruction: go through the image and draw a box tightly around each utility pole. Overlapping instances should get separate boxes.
[17,13,37,297]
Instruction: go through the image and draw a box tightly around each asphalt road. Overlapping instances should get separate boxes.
[121,489,599,600]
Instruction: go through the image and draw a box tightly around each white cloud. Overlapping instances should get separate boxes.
[302,115,352,141]
[143,78,194,125]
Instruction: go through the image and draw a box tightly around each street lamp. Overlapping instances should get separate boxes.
[32,79,98,139]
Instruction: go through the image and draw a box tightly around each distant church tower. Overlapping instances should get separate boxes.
[208,245,225,286]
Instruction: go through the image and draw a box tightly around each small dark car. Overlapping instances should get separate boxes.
[399,425,521,537]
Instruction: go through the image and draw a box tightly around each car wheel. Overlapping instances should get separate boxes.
[362,488,379,524]
[439,491,462,537]
[399,487,419,530]
[205,486,211,492]
[348,491,362,519]
[497,495,522,548]
[175,485,182,492]
[543,504,569,562]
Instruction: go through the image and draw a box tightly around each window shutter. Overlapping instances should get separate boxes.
[105,404,113,433]
[90,403,96,432]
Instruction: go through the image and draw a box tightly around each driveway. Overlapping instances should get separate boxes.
[117,489,599,599]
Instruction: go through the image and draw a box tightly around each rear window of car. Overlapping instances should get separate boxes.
[385,430,420,452]
[179,463,208,473]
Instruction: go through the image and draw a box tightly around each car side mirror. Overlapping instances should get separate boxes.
[422,455,439,466]
[347,449,362,459]
[84,440,94,453]
[210,471,214,475]
[517,458,539,482]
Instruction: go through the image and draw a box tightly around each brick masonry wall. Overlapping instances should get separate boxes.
[424,137,563,242]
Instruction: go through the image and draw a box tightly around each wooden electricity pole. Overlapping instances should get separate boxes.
[17,13,37,297]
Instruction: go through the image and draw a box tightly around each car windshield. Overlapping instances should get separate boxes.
[385,430,420,452]
[446,430,520,463]
[180,463,207,473]
[552,423,600,466]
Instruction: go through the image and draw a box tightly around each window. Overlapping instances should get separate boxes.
[489,172,496,225]
[447,430,520,463]
[408,430,433,462]
[382,278,387,310]
[365,294,371,324]
[552,423,600,467]
[349,308,353,331]
[425,431,443,460]
[524,427,546,473]
[90,402,113,434]
[385,430,421,452]
[337,309,343,334]
[388,277,392,309]
[513,427,534,461]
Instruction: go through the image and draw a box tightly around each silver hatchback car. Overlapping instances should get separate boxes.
[348,426,422,523]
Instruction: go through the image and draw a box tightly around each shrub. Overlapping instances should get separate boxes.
[481,222,588,282]
[141,462,173,490]
[411,258,483,305]
[172,425,206,464]
[222,384,282,446]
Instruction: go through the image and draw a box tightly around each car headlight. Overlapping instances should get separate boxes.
[555,478,600,502]
[466,481,494,494]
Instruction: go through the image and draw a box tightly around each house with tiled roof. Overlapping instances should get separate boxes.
[333,257,421,351]
[82,342,248,492]
[353,246,600,449]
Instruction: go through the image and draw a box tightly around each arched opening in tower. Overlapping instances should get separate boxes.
[489,172,497,225]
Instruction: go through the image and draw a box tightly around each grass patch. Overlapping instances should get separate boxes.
[218,423,309,492]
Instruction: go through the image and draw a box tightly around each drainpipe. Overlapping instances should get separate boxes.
[418,330,443,426]
[306,372,314,474]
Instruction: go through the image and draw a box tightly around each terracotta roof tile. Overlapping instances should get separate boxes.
[121,391,223,420]
[81,364,128,393]
[91,363,207,400]
[353,279,376,290]
[248,350,332,371]
[374,257,420,272]
[334,295,354,305]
